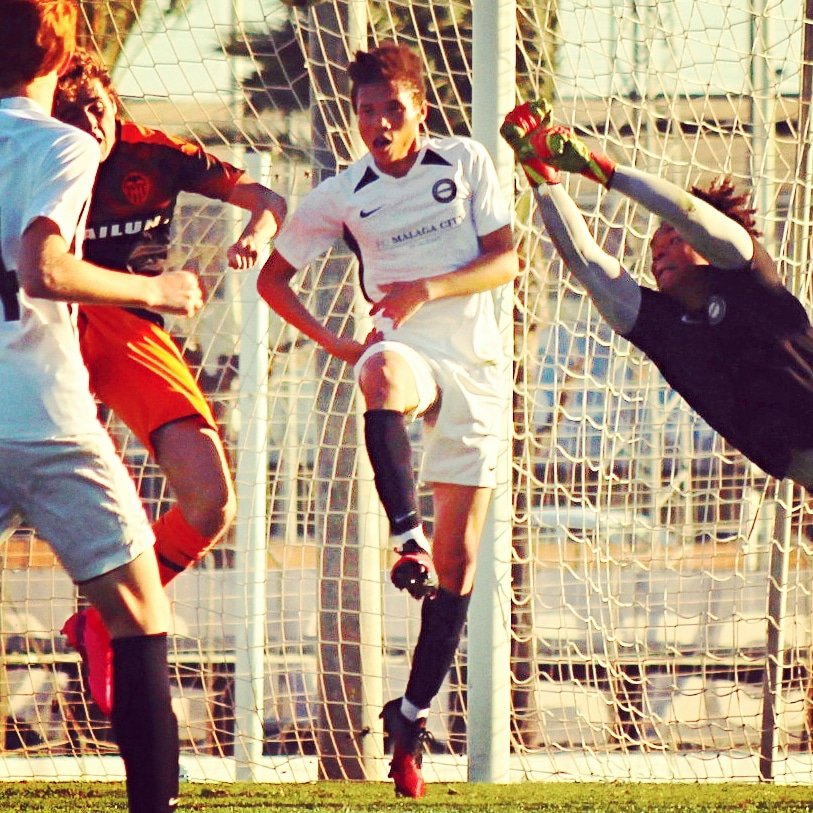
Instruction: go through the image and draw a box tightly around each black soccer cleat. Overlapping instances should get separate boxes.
[390,539,438,600]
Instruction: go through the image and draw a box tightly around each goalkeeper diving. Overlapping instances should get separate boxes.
[501,99,813,489]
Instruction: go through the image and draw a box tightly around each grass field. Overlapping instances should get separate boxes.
[3,782,813,812]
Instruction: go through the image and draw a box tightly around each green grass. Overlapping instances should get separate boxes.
[3,782,813,812]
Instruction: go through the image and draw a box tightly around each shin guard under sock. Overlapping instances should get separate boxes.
[364,409,420,535]
[111,634,179,813]
[153,505,215,586]
[404,588,471,710]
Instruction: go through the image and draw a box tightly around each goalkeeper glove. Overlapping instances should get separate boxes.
[528,124,616,188]
[501,97,616,188]
[500,99,561,187]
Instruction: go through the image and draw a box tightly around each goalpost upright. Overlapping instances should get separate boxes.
[467,0,517,785]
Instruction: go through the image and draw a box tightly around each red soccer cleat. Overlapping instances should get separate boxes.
[61,606,113,716]
[380,699,430,798]
[390,540,438,600]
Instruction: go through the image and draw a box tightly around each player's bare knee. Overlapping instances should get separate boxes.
[359,357,413,410]
[180,483,236,539]
[434,551,477,595]
[130,593,171,636]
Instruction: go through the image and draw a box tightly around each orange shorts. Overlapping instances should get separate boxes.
[79,305,217,456]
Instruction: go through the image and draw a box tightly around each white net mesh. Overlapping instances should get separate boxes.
[2,0,813,784]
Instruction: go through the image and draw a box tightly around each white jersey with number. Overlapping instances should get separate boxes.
[0,97,100,439]
[275,135,511,365]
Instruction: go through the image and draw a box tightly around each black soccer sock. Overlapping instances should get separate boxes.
[404,588,471,710]
[110,634,179,813]
[364,409,420,535]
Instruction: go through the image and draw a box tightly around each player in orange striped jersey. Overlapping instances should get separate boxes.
[53,49,287,716]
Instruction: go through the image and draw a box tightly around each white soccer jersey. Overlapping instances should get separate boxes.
[0,97,101,439]
[275,135,512,365]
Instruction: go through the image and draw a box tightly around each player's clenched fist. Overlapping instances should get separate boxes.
[150,270,204,317]
[227,236,260,270]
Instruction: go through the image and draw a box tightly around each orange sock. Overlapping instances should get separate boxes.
[152,505,216,586]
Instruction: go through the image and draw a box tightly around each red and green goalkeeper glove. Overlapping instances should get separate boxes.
[500,99,561,186]
[500,98,616,188]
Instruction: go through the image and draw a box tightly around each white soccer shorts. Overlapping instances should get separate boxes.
[355,340,506,488]
[0,431,155,583]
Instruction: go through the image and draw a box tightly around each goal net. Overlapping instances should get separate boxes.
[2,0,813,785]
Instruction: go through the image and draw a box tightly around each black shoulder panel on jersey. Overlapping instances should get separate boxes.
[354,166,379,192]
[421,149,452,167]
[342,224,370,302]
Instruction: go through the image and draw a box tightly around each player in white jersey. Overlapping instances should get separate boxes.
[257,42,518,798]
[0,3,202,811]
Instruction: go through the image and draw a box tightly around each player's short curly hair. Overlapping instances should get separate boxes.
[54,47,121,120]
[348,41,426,111]
[0,0,78,88]
[690,176,761,238]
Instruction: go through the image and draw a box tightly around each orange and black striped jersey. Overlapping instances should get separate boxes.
[82,120,243,277]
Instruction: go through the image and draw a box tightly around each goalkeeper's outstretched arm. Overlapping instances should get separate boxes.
[499,97,752,271]
[610,165,753,270]
[533,183,641,336]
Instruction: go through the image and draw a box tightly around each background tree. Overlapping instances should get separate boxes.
[77,1,192,68]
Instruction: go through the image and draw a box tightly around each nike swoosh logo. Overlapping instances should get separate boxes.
[360,206,383,218]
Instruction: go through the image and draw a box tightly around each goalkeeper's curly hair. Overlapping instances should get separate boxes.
[54,47,121,121]
[348,41,426,111]
[690,176,761,238]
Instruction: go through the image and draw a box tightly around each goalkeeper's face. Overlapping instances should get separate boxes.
[356,80,427,177]
[650,222,710,308]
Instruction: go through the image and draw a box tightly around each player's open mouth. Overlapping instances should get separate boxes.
[373,135,392,149]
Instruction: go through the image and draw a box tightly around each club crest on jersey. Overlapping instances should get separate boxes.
[706,295,727,325]
[121,172,152,206]
[432,178,457,203]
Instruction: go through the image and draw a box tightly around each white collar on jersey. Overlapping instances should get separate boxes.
[0,96,47,114]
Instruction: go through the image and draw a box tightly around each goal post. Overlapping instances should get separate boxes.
[2,0,813,786]
[232,150,272,781]
[466,0,516,785]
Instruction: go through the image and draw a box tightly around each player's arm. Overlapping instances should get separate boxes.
[610,166,753,270]
[429,224,518,297]
[370,226,518,329]
[501,98,752,269]
[501,108,641,334]
[19,218,203,316]
[257,249,364,364]
[225,175,288,269]
[533,184,641,336]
